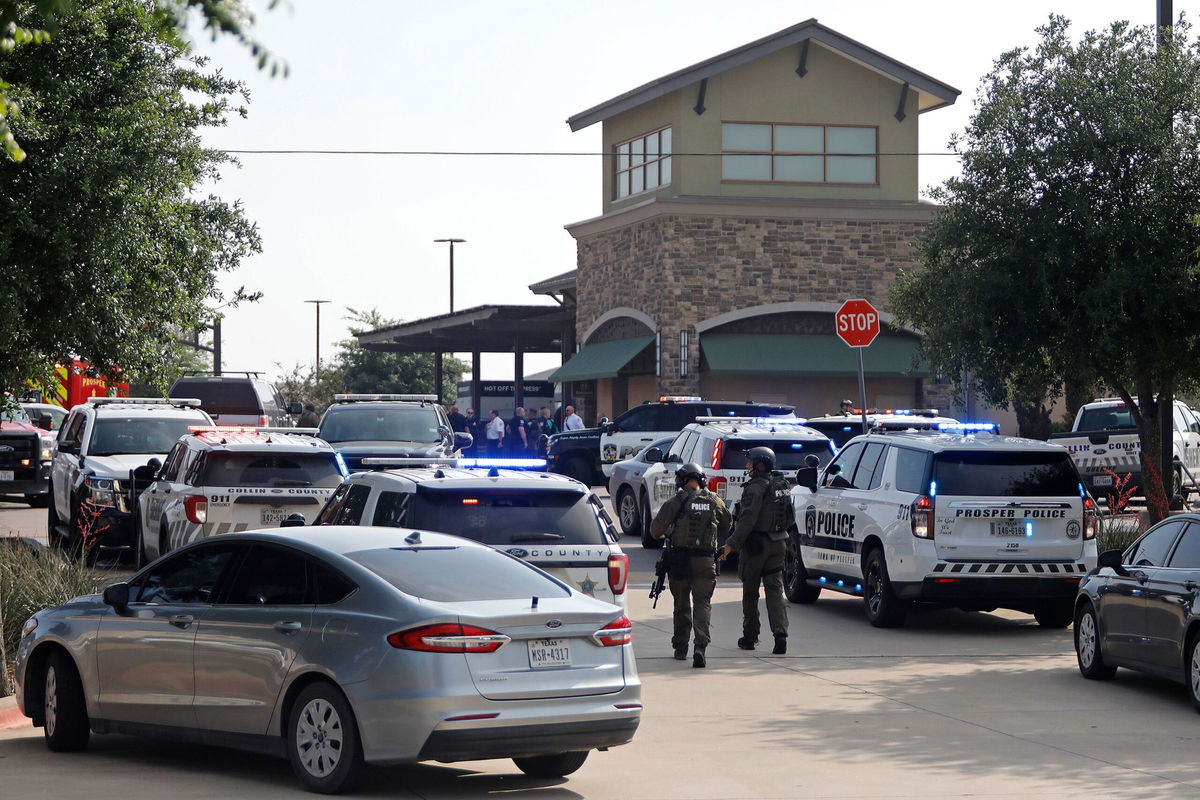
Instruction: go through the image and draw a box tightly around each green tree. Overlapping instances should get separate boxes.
[891,16,1200,520]
[0,0,261,396]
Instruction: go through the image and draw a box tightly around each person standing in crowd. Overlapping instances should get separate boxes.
[485,409,505,456]
[721,446,791,655]
[650,463,731,668]
[297,403,320,428]
[508,407,529,456]
[534,406,557,456]
[539,406,557,436]
[447,404,467,434]
[464,408,483,455]
[837,399,854,416]
[563,404,585,431]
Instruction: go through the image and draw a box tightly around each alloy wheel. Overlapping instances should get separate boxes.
[866,563,882,615]
[44,666,58,738]
[1191,639,1200,703]
[618,491,638,529]
[1078,610,1098,669]
[296,698,344,778]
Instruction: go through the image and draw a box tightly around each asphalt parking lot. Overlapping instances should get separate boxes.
[4,495,1200,798]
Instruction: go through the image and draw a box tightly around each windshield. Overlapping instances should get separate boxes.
[720,439,834,470]
[170,380,259,416]
[319,406,442,444]
[932,451,1081,497]
[393,487,607,545]
[346,546,570,602]
[88,417,199,456]
[1,406,30,424]
[1077,406,1136,431]
[195,452,344,488]
[23,405,66,430]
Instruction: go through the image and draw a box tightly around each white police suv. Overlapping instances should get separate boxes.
[136,426,347,564]
[787,424,1098,628]
[310,457,630,609]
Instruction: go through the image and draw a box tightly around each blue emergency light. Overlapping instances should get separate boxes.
[334,452,349,478]
[938,422,1000,433]
[456,458,548,470]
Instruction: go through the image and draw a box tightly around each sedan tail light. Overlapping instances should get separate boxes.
[1083,495,1098,540]
[593,615,632,647]
[607,554,629,595]
[387,623,509,653]
[911,495,933,539]
[184,494,208,524]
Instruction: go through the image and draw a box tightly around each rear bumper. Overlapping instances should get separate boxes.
[418,716,639,762]
[0,463,51,495]
[895,574,1084,605]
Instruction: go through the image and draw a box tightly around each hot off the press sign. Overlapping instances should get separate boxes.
[834,299,880,348]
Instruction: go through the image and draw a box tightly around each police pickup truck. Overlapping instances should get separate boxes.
[1048,398,1200,502]
[786,423,1098,628]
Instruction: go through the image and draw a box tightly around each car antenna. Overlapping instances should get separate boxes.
[531,595,538,610]
[405,531,421,545]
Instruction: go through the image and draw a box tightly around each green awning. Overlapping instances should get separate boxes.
[548,336,654,382]
[700,334,928,377]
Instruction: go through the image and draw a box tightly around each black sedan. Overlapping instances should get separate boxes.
[1075,512,1200,708]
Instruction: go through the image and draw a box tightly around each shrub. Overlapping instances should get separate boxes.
[1097,514,1145,556]
[0,539,106,696]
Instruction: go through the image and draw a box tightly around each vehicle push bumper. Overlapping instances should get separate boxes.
[894,564,1087,603]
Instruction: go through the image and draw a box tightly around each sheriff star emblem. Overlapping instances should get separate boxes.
[576,575,598,596]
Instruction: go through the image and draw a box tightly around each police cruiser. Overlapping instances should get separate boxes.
[802,408,960,449]
[135,426,347,565]
[309,457,630,609]
[786,423,1098,628]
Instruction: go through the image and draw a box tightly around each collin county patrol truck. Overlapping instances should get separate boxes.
[786,424,1098,628]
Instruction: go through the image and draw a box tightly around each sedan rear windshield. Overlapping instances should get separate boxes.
[398,487,606,545]
[932,451,1080,497]
[347,546,570,602]
[171,380,260,416]
[1076,406,1136,431]
[319,406,442,444]
[89,417,203,456]
[720,439,833,470]
[194,452,344,488]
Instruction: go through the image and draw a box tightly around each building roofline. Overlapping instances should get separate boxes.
[567,19,960,132]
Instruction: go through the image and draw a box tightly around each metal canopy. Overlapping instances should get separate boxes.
[357,305,574,354]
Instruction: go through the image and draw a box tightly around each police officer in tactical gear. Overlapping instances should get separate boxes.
[838,399,854,415]
[650,462,732,668]
[721,446,791,654]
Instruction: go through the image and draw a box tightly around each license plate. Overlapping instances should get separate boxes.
[1092,474,1113,487]
[990,521,1024,537]
[528,638,571,669]
[260,507,290,526]
[0,470,12,482]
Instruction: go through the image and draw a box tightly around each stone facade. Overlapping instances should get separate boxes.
[574,209,930,396]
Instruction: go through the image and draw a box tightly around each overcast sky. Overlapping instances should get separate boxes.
[193,0,1185,385]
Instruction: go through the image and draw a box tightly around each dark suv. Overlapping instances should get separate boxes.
[317,394,473,472]
[547,398,795,485]
[168,373,300,427]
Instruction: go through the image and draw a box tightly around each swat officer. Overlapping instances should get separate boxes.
[721,446,791,654]
[649,462,732,668]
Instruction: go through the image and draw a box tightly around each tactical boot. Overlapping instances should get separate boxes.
[693,646,706,669]
[772,634,787,655]
[673,646,688,661]
[737,637,756,651]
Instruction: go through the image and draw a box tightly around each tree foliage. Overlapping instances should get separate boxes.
[891,16,1200,517]
[0,0,261,396]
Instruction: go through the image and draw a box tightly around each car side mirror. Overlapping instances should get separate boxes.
[644,447,664,463]
[1098,549,1128,575]
[36,413,53,431]
[666,453,683,464]
[454,431,474,451]
[827,463,842,475]
[279,513,306,528]
[795,467,819,491]
[132,462,159,484]
[102,583,130,611]
[602,421,616,434]
[288,402,303,415]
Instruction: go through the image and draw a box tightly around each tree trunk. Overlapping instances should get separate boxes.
[1014,399,1052,440]
[1137,390,1171,524]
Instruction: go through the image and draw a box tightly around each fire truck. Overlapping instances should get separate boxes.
[31,361,130,409]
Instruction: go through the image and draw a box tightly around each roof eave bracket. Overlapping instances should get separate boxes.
[795,39,809,77]
[895,81,910,122]
[693,78,707,116]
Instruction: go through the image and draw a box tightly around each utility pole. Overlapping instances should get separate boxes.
[304,300,331,379]
[433,239,465,404]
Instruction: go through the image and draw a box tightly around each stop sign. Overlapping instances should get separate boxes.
[835,299,880,348]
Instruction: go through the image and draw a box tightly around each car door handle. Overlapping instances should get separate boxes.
[168,614,194,628]
[274,621,303,633]
[1129,571,1148,584]
[1186,581,1198,592]
[855,503,869,511]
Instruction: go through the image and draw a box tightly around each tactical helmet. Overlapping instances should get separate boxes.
[675,462,706,488]
[840,399,854,407]
[745,446,776,472]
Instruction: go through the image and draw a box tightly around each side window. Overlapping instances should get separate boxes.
[853,443,886,490]
[894,448,931,494]
[314,484,352,525]
[1128,520,1186,567]
[60,412,86,447]
[132,543,240,604]
[372,491,412,528]
[328,484,371,525]
[252,380,275,412]
[1187,407,1200,434]
[1173,404,1190,433]
[667,431,696,462]
[223,545,311,605]
[666,405,702,429]
[618,407,660,432]
[183,452,207,485]
[826,442,865,488]
[160,444,187,482]
[313,562,357,605]
[680,433,710,465]
[1166,523,1200,569]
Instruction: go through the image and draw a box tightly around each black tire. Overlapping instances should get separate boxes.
[1075,602,1117,680]
[640,494,663,549]
[863,548,909,628]
[1034,600,1074,628]
[1187,633,1200,713]
[26,493,49,508]
[615,486,641,538]
[47,492,65,551]
[783,529,821,604]
[42,650,90,752]
[513,750,589,778]
[560,455,593,485]
[287,682,364,794]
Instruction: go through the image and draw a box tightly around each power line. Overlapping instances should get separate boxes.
[220,148,962,157]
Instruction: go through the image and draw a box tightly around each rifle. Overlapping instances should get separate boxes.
[649,550,669,608]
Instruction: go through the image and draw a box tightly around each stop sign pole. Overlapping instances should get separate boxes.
[834,299,881,434]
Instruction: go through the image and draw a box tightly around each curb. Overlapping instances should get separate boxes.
[0,695,31,730]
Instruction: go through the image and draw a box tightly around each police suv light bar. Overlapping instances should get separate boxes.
[89,396,203,408]
[258,427,320,436]
[694,416,808,425]
[938,422,1000,434]
[188,426,259,434]
[334,393,438,403]
[457,458,548,469]
[657,395,702,403]
[360,457,457,468]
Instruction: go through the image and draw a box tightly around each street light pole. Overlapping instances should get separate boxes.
[433,238,466,313]
[304,300,331,379]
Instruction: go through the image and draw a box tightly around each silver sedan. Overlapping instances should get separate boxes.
[608,435,676,541]
[14,527,641,793]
